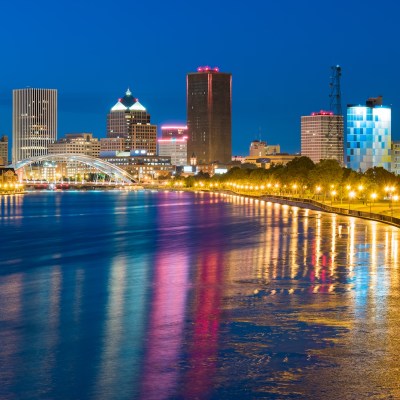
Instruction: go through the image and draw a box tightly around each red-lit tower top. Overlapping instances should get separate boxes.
[197,66,220,73]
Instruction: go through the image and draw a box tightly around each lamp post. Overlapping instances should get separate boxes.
[331,190,337,206]
[315,185,321,201]
[370,193,377,215]
[348,191,356,211]
[392,194,399,219]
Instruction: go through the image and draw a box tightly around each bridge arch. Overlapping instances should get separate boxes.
[11,154,135,184]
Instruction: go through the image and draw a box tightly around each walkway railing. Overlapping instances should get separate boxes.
[261,194,400,228]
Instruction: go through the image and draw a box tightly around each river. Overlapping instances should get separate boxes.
[0,191,399,399]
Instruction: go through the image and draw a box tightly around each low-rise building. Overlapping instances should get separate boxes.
[0,136,8,165]
[392,141,400,175]
[158,137,187,166]
[99,150,173,181]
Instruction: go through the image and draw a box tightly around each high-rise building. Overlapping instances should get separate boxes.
[301,111,344,164]
[107,89,157,155]
[161,125,188,139]
[12,88,57,163]
[0,136,8,165]
[187,66,232,164]
[347,96,391,172]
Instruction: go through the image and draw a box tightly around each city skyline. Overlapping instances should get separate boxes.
[1,0,399,156]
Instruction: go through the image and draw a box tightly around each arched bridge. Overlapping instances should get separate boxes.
[11,154,135,184]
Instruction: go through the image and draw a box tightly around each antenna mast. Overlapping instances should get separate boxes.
[329,65,342,115]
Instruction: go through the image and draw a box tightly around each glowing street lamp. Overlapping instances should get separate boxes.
[348,190,356,211]
[315,185,322,201]
[331,190,337,206]
[370,193,377,214]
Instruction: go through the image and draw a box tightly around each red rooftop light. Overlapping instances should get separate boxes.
[311,110,334,116]
[197,66,220,72]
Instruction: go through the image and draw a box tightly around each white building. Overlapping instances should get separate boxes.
[301,111,344,165]
[48,133,100,157]
[158,137,187,166]
[12,88,57,163]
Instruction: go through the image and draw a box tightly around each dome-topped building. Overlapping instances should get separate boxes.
[106,88,157,155]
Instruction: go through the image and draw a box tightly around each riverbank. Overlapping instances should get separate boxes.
[154,185,400,229]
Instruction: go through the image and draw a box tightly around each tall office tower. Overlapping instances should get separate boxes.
[161,125,188,139]
[12,88,57,163]
[0,136,8,165]
[107,89,157,155]
[347,96,391,172]
[301,111,344,164]
[187,66,232,164]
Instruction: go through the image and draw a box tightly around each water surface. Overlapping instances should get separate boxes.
[0,191,399,399]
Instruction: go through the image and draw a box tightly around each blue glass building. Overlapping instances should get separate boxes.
[346,97,391,172]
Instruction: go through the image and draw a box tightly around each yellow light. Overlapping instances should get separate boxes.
[371,193,377,200]
[346,185,351,190]
[316,186,321,192]
[358,185,363,191]
[394,195,399,201]
[349,191,356,199]
[331,190,337,196]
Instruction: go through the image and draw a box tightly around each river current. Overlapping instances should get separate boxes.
[0,191,399,399]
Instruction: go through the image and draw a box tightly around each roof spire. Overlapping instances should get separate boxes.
[126,88,132,96]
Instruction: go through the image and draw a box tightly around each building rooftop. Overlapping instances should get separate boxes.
[110,88,147,112]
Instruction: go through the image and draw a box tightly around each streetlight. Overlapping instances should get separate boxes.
[385,186,395,210]
[370,193,377,215]
[348,191,356,211]
[392,194,399,218]
[315,185,321,201]
[331,190,337,206]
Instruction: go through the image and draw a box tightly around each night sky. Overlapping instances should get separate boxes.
[1,0,399,156]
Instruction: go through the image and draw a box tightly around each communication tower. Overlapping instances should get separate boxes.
[329,65,342,115]
[327,65,344,165]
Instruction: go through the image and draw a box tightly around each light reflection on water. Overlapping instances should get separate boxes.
[0,191,399,399]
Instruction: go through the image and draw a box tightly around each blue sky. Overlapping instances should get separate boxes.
[1,0,399,155]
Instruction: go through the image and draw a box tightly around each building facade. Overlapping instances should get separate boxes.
[161,125,188,139]
[158,137,187,166]
[107,89,157,155]
[391,141,400,175]
[12,88,57,163]
[0,136,8,165]
[249,140,266,157]
[301,111,344,164]
[99,150,173,181]
[48,133,100,157]
[187,67,232,164]
[346,97,391,172]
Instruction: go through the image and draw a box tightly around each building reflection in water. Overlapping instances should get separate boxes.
[1,191,400,399]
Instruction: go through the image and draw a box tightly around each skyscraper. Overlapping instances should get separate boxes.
[187,67,232,164]
[346,96,391,172]
[107,89,157,155]
[301,111,344,164]
[12,88,57,163]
